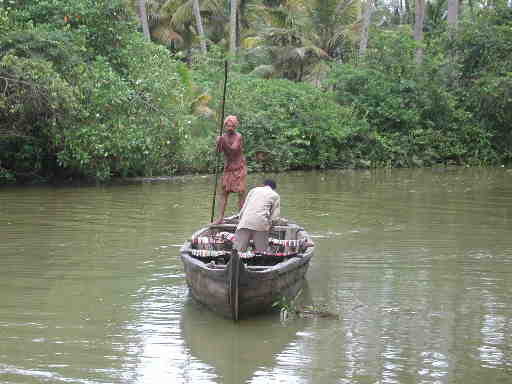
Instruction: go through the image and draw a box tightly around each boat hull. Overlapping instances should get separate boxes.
[180,244,313,319]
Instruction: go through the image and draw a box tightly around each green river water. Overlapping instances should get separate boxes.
[1,167,511,384]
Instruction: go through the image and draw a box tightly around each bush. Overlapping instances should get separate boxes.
[0,0,193,182]
[454,7,512,163]
[327,28,497,167]
[190,71,368,171]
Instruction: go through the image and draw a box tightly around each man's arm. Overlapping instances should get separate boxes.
[238,188,253,218]
[216,136,224,152]
[270,196,280,223]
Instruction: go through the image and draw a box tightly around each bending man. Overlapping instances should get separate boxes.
[235,179,280,253]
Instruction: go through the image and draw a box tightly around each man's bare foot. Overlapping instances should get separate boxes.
[212,218,224,225]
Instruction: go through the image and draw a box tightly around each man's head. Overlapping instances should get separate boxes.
[223,115,238,132]
[263,179,277,190]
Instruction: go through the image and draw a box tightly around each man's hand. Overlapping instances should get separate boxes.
[273,218,288,226]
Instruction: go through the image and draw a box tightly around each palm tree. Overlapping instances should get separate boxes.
[263,27,329,81]
[127,0,223,54]
[247,0,359,82]
[306,0,359,59]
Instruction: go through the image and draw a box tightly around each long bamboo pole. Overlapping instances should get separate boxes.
[210,60,229,223]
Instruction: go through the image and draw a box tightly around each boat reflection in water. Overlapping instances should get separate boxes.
[180,284,312,384]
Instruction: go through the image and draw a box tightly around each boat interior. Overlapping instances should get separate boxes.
[187,217,311,267]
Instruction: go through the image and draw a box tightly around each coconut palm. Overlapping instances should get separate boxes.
[126,0,224,54]
[125,0,180,45]
[306,0,359,59]
[263,27,329,81]
[247,0,359,82]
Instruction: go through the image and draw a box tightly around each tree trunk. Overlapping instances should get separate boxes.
[359,0,374,58]
[192,0,207,54]
[236,5,241,50]
[447,0,459,84]
[414,0,425,64]
[468,0,475,21]
[229,0,238,55]
[447,0,459,34]
[404,0,411,25]
[137,0,151,41]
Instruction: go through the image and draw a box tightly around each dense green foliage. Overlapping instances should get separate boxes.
[222,75,367,171]
[170,57,369,174]
[328,28,493,167]
[1,1,511,184]
[455,8,512,160]
[0,0,192,182]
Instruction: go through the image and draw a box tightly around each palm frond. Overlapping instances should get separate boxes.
[170,1,194,30]
[151,23,185,45]
[304,60,332,86]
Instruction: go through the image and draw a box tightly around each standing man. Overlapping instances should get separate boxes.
[214,115,247,224]
[235,179,280,253]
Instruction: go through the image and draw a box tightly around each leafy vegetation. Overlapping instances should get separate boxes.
[217,74,368,171]
[0,0,511,183]
[1,0,192,182]
[273,290,340,322]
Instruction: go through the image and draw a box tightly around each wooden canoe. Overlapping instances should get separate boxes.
[179,217,314,320]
